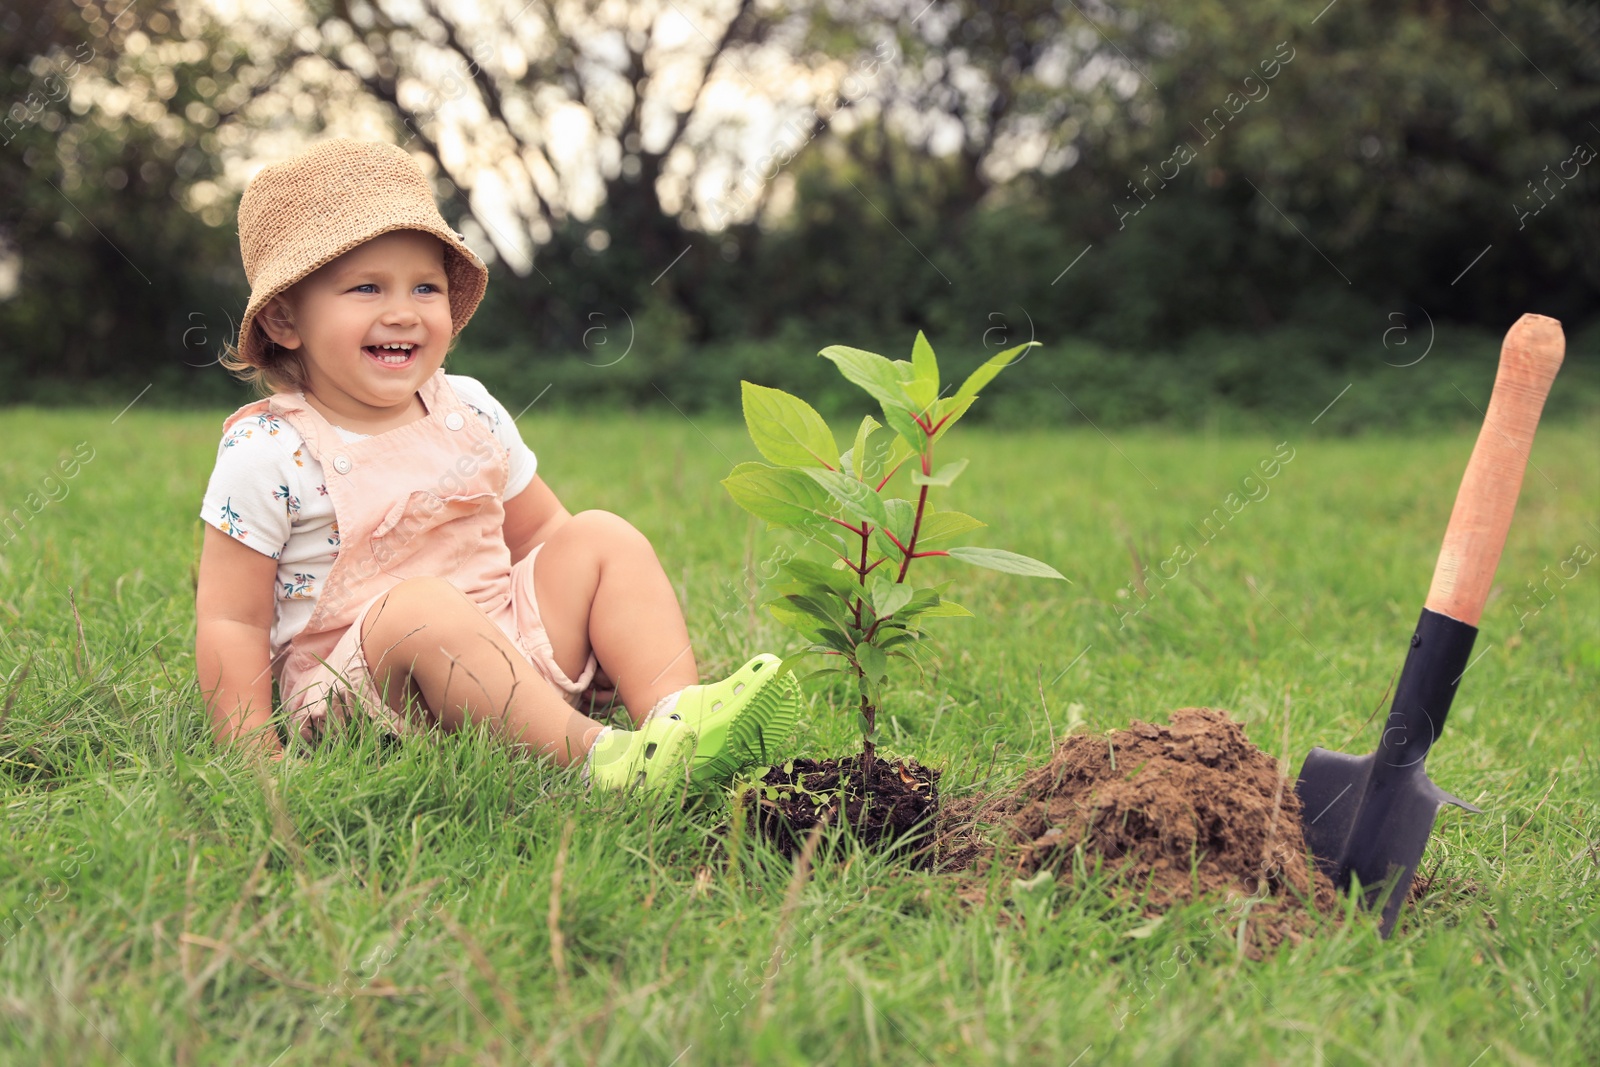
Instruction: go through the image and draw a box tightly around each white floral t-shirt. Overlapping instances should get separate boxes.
[199,374,538,664]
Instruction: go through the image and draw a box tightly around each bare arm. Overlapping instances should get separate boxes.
[194,523,283,757]
[501,475,572,565]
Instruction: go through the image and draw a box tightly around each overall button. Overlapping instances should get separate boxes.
[444,412,465,431]
[332,455,353,474]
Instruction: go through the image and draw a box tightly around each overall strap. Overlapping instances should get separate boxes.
[421,368,466,415]
[263,388,339,464]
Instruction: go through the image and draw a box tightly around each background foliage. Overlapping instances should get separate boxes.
[1,0,1595,423]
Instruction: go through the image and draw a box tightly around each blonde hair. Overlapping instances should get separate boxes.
[218,333,309,398]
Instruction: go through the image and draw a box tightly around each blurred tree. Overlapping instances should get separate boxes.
[1109,0,1600,326]
[282,0,822,346]
[0,0,1593,404]
[0,0,292,402]
[755,0,1597,351]
[803,0,1134,224]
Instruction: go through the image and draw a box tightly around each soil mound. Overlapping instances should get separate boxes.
[939,707,1338,953]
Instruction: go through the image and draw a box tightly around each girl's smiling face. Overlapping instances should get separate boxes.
[257,230,454,427]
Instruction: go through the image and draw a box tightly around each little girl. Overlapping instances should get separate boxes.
[194,139,800,792]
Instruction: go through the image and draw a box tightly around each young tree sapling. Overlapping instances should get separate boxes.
[722,332,1068,786]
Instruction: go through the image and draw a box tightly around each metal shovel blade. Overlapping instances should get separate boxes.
[1298,744,1479,936]
[1295,608,1481,937]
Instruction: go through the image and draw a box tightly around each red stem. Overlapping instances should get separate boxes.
[850,522,871,631]
[896,440,935,583]
[875,458,908,493]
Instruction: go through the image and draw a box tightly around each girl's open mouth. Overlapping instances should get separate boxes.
[364,343,417,367]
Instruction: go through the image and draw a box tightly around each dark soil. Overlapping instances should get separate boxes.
[751,754,941,867]
[937,707,1339,955]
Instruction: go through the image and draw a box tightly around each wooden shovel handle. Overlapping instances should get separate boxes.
[1425,313,1564,626]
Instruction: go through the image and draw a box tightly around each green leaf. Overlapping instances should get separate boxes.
[878,631,922,651]
[911,331,939,393]
[856,640,889,685]
[819,345,914,412]
[880,403,927,456]
[722,465,831,527]
[892,354,941,419]
[857,711,878,741]
[869,580,914,619]
[929,395,976,445]
[779,557,858,600]
[952,342,1038,406]
[913,598,975,618]
[910,458,969,488]
[768,596,858,649]
[946,546,1070,580]
[882,499,916,545]
[741,381,840,469]
[841,415,883,481]
[897,356,937,410]
[813,627,857,655]
[852,414,881,473]
[784,593,855,632]
[893,587,974,623]
[803,467,891,530]
[871,496,915,567]
[884,433,918,478]
[915,510,987,547]
[903,379,937,411]
[767,599,826,639]
[773,651,820,679]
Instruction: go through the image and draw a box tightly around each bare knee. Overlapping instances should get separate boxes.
[360,576,469,651]
[561,510,652,557]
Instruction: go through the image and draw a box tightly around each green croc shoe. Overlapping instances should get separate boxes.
[587,716,697,793]
[664,654,802,783]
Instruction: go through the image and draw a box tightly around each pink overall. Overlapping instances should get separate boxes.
[220,369,597,739]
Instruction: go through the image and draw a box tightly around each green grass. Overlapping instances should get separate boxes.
[1,403,1596,1066]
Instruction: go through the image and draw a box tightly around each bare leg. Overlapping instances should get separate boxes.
[532,510,699,725]
[360,577,602,766]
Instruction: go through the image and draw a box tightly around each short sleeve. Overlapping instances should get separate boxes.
[448,375,539,500]
[199,414,298,560]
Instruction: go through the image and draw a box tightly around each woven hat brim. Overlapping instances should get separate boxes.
[232,139,489,376]
[232,227,480,375]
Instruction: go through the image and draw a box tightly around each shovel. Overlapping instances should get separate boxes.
[1294,313,1565,937]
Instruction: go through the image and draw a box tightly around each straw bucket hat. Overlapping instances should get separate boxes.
[234,138,489,370]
